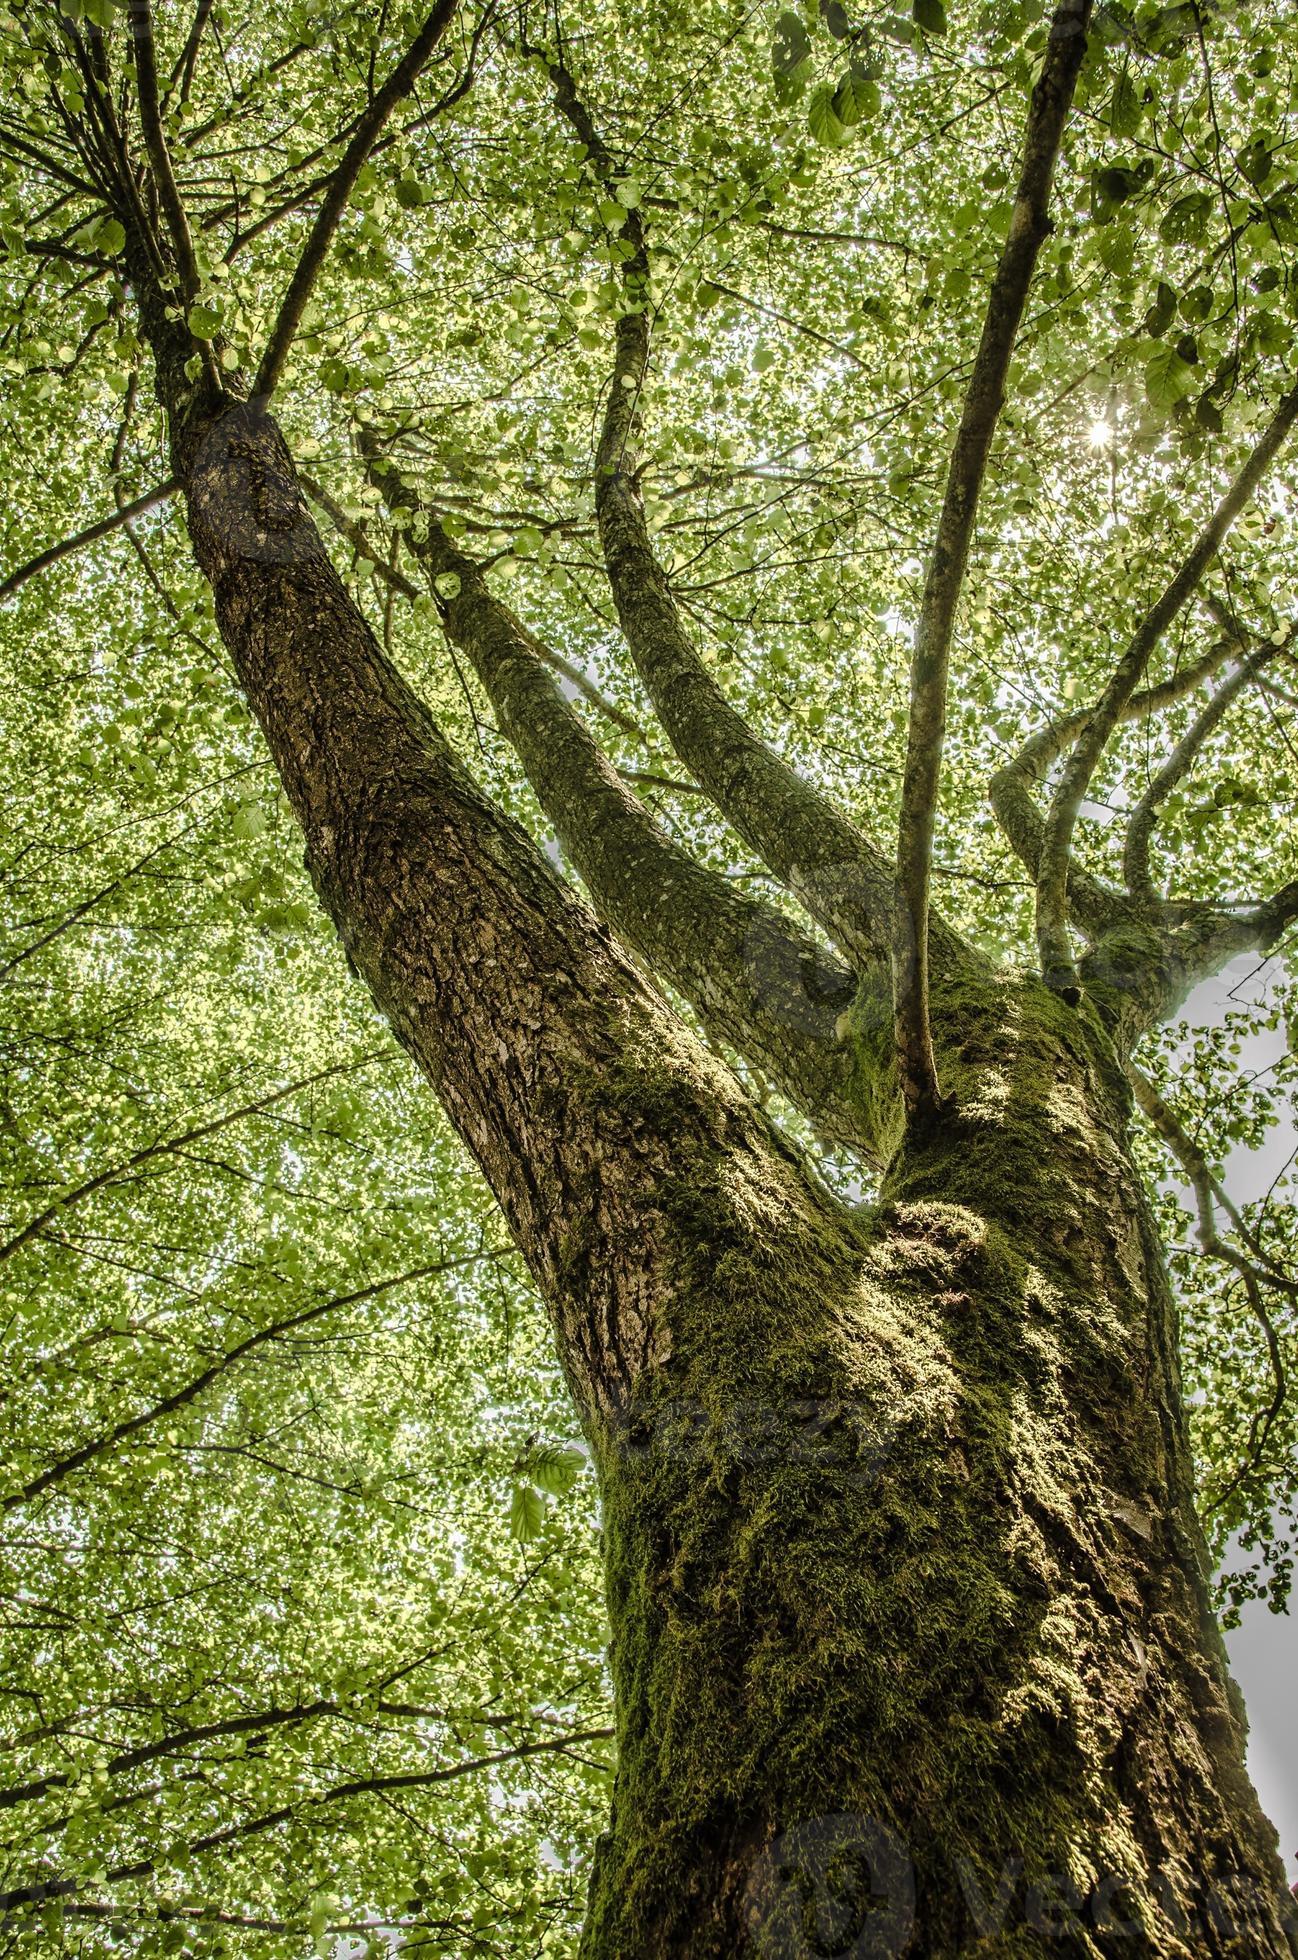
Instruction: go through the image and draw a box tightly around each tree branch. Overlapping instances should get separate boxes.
[251,0,462,401]
[543,51,965,985]
[1036,382,1298,997]
[0,1729,614,1915]
[1122,637,1288,906]
[893,0,1093,1118]
[987,637,1246,947]
[127,0,203,300]
[4,1250,501,1510]
[0,480,177,601]
[164,0,216,113]
[1128,1062,1291,1512]
[367,456,874,1156]
[0,1673,537,1812]
[300,469,647,742]
[0,1053,388,1270]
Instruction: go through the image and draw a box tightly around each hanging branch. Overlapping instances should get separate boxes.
[1128,1062,1292,1511]
[892,0,1093,1119]
[0,1727,615,1916]
[251,0,463,401]
[4,1249,504,1510]
[1035,382,1298,998]
[1122,636,1289,905]
[0,1053,388,1270]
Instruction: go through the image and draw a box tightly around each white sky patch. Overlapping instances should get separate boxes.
[1181,957,1297,1880]
[1077,798,1116,827]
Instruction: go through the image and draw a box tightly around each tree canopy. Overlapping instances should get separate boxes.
[1,0,1297,1950]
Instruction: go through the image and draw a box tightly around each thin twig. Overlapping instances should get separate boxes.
[0,480,178,600]
[252,0,462,400]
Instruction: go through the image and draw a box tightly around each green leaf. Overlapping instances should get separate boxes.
[1096,224,1134,277]
[93,217,125,257]
[231,801,267,841]
[1194,393,1223,434]
[509,1482,546,1541]
[1160,191,1212,246]
[433,571,462,600]
[1143,280,1178,337]
[188,304,222,340]
[1237,135,1274,187]
[807,85,848,148]
[772,9,812,77]
[1110,71,1142,137]
[1090,161,1151,224]
[1144,343,1197,410]
[525,1443,585,1497]
[1255,313,1291,358]
[832,67,881,127]
[913,0,947,34]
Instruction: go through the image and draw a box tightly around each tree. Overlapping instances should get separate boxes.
[2,0,1298,1951]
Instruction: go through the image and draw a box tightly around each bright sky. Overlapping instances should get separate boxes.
[1183,957,1297,1882]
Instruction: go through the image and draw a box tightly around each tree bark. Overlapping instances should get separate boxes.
[579,975,1298,1958]
[147,381,1294,1960]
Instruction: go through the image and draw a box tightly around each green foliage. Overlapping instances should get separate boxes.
[0,428,609,1949]
[1,0,1297,1945]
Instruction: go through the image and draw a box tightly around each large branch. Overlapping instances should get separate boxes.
[1036,381,1298,997]
[892,0,1093,1117]
[121,372,846,1429]
[251,0,461,400]
[367,459,873,1157]
[543,57,929,980]
[993,631,1239,803]
[988,636,1245,938]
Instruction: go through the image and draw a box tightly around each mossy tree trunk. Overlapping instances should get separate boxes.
[73,7,1298,1946]
[134,360,1294,1960]
[582,978,1297,1957]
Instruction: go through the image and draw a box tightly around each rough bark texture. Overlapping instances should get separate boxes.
[171,394,842,1436]
[147,377,1294,1960]
[581,977,1298,1958]
[388,507,866,1154]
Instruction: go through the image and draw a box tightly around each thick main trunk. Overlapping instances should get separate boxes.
[582,978,1297,1958]
[148,378,1290,1958]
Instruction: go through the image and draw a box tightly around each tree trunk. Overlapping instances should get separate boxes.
[154,388,1293,1959]
[580,976,1298,1959]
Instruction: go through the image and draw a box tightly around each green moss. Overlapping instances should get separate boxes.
[841,968,906,1162]
[577,974,1295,1958]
